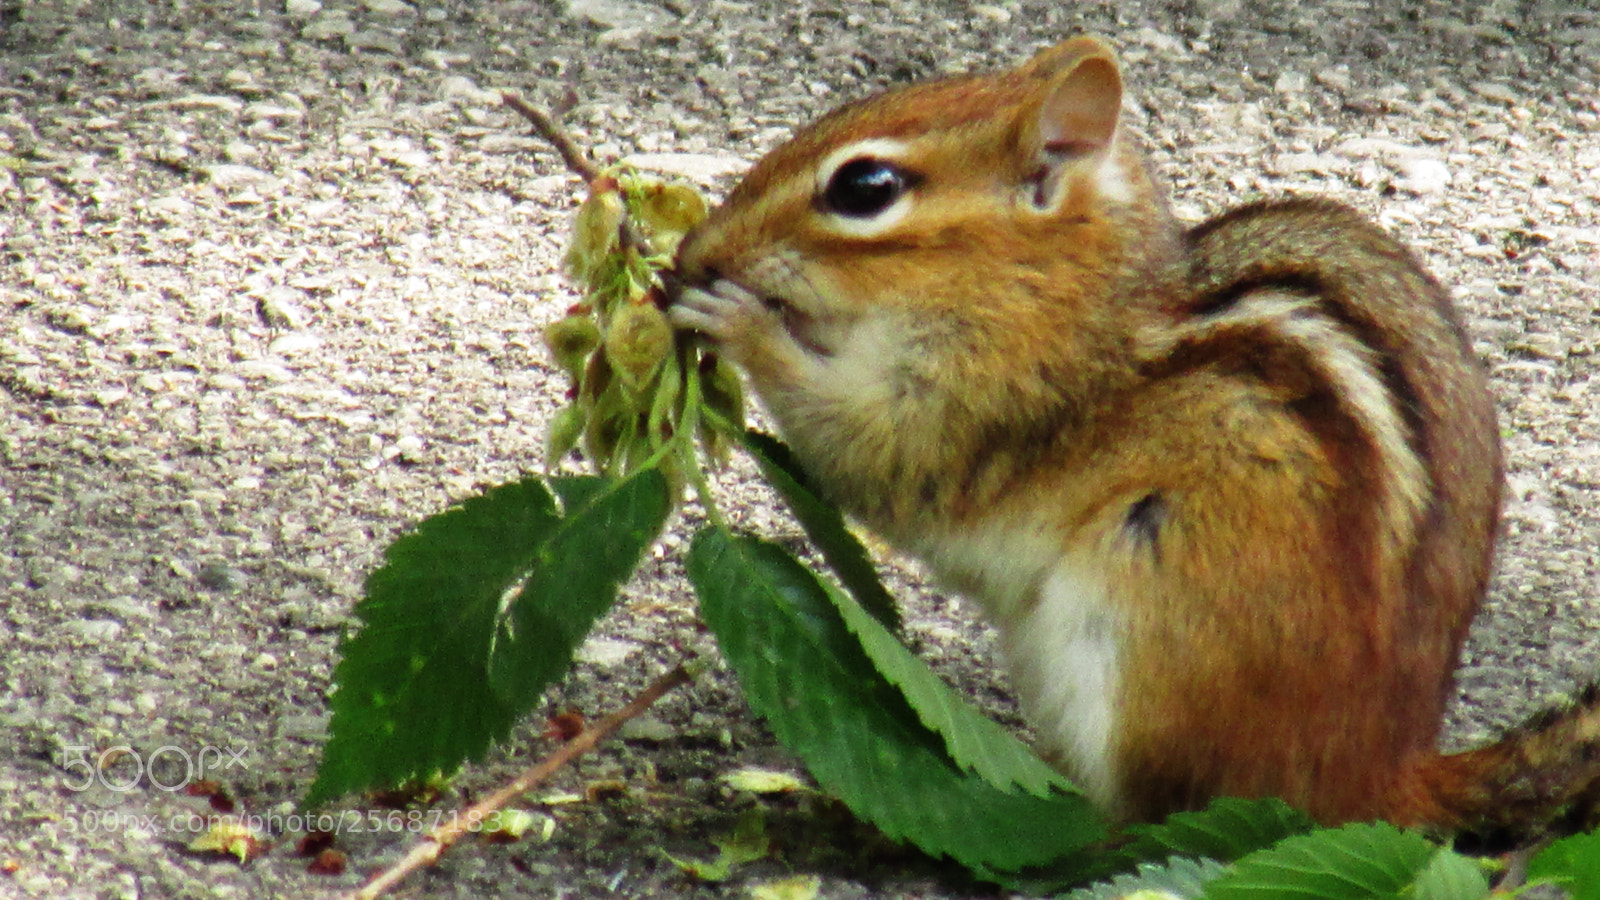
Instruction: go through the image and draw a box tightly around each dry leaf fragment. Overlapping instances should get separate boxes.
[749,874,822,900]
[662,809,771,882]
[295,830,335,857]
[186,817,268,863]
[585,779,629,802]
[307,848,347,875]
[720,767,806,795]
[184,779,236,812]
[544,710,587,742]
[480,809,555,844]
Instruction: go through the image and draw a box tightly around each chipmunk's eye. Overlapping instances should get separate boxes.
[822,157,916,218]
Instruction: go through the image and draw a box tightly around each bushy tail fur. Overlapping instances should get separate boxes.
[1397,684,1600,839]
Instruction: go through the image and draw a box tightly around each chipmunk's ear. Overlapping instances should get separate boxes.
[1018,36,1124,211]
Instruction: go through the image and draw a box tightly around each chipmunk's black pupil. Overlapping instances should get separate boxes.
[824,158,909,218]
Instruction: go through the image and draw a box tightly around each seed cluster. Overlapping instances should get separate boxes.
[543,168,744,494]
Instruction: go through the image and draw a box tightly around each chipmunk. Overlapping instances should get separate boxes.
[668,35,1600,834]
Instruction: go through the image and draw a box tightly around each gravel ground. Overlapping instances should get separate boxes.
[1,1,1597,898]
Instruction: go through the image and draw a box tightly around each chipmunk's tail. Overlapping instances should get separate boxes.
[1394,684,1600,839]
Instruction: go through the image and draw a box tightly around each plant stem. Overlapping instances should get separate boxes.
[678,351,731,533]
[347,664,694,900]
[500,92,599,183]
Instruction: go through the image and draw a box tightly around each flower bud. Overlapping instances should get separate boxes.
[637,181,708,255]
[543,315,600,378]
[605,302,673,395]
[564,186,626,281]
[544,403,586,470]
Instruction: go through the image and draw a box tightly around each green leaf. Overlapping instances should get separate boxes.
[689,528,1104,874]
[739,430,900,631]
[1529,829,1600,899]
[1411,846,1490,900]
[307,470,668,807]
[1059,856,1229,900]
[488,472,671,702]
[1123,797,1314,865]
[818,550,1074,797]
[1203,821,1446,899]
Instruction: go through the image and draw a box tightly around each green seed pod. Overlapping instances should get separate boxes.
[645,345,683,449]
[544,403,586,470]
[637,181,709,255]
[583,381,634,470]
[580,345,613,406]
[605,302,673,396]
[564,184,626,281]
[543,315,600,378]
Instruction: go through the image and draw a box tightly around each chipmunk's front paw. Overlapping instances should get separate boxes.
[669,278,771,343]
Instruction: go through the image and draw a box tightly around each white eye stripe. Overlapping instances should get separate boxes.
[815,138,916,238]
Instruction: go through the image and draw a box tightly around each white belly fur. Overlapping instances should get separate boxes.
[998,554,1122,809]
[919,522,1124,810]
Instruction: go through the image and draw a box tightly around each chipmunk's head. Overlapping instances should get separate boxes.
[673,35,1173,325]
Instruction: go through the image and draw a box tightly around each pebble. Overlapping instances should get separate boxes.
[233,361,295,382]
[575,636,642,666]
[970,4,1011,24]
[98,597,157,621]
[1392,157,1452,194]
[237,40,281,59]
[302,13,355,40]
[197,563,249,592]
[347,30,405,54]
[278,714,330,740]
[66,620,124,642]
[1314,66,1352,92]
[623,152,750,180]
[564,0,674,31]
[244,102,303,123]
[1471,81,1518,105]
[223,140,262,164]
[619,716,676,742]
[1273,70,1308,94]
[256,287,311,329]
[268,333,323,355]
[166,93,244,112]
[201,164,271,189]
[440,75,497,105]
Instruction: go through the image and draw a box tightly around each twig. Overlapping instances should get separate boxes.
[499,91,659,266]
[347,664,695,900]
[501,91,600,182]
